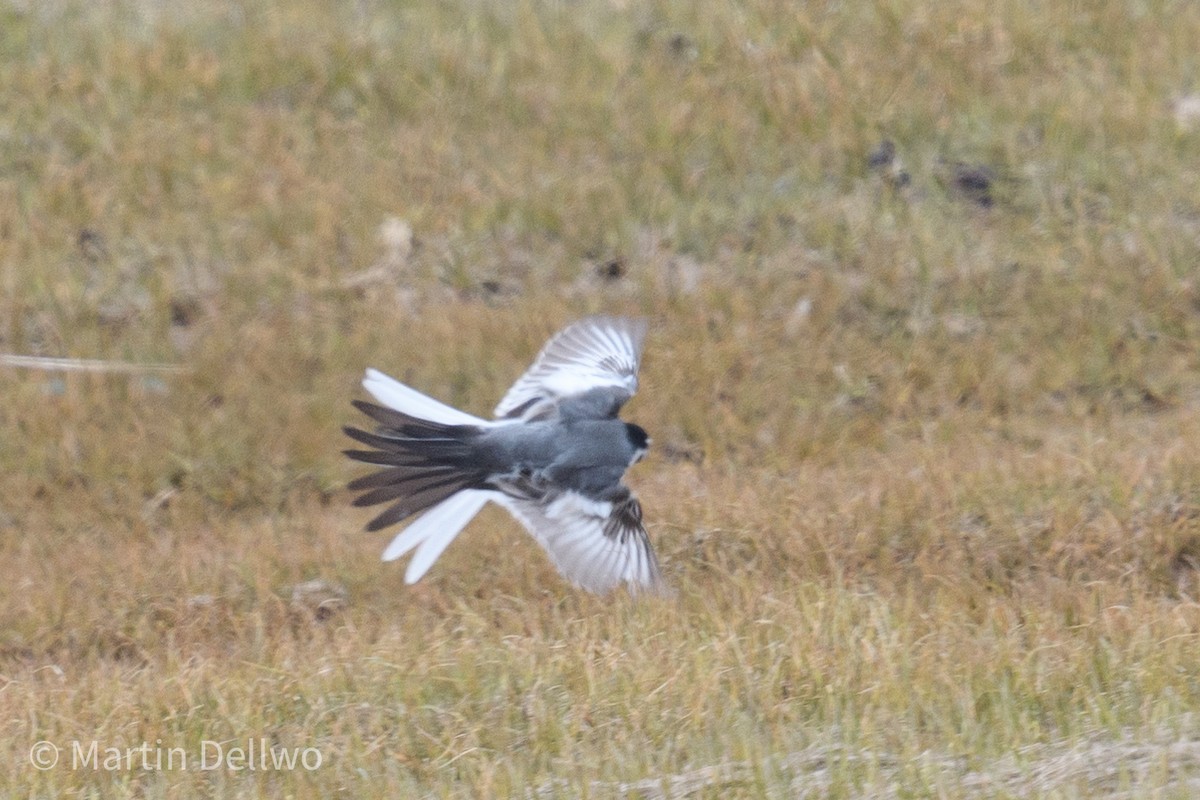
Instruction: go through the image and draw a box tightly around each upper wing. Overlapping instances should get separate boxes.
[494,316,648,421]
[494,489,667,595]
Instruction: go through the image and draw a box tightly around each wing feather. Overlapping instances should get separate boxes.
[494,316,647,421]
[494,491,666,595]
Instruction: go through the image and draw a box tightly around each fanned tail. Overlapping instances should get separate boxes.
[344,400,488,531]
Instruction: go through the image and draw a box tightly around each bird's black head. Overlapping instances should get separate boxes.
[625,423,651,465]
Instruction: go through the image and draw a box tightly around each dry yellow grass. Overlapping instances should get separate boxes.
[4,0,1200,796]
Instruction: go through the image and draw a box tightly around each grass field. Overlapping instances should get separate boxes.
[5,0,1200,796]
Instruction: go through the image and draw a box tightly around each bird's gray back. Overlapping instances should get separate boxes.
[474,422,562,471]
[476,417,636,500]
[545,418,637,498]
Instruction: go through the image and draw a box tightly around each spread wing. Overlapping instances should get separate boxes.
[494,316,647,421]
[494,490,667,595]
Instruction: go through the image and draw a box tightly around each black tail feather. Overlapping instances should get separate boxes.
[347,464,452,492]
[351,467,465,507]
[343,447,429,467]
[351,400,477,438]
[344,403,487,529]
[364,474,475,531]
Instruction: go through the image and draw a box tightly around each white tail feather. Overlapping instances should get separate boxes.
[376,490,492,581]
[362,368,486,425]
[403,491,495,584]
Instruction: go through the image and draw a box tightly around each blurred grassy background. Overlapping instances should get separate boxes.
[4,0,1200,796]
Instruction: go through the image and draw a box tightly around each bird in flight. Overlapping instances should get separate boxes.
[344,316,665,595]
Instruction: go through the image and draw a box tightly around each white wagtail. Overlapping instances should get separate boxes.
[344,316,665,595]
